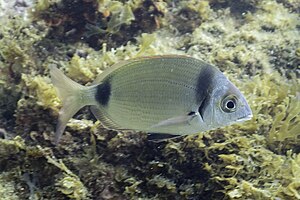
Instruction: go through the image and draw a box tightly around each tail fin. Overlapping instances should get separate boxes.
[49,65,96,145]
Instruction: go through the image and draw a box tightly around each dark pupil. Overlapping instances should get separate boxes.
[226,101,235,109]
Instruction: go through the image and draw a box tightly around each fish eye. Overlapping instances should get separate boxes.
[221,95,238,113]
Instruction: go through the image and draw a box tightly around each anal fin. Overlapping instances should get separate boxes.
[90,105,122,130]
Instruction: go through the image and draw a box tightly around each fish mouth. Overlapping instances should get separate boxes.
[236,114,253,122]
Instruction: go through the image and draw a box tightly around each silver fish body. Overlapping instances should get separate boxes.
[50,55,252,144]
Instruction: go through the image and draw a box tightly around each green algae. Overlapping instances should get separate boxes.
[30,0,164,50]
[0,172,20,200]
[0,0,299,199]
[44,155,89,199]
[0,136,25,159]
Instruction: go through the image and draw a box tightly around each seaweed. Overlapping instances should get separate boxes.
[0,0,299,199]
[0,172,21,200]
[208,0,259,15]
[169,1,212,34]
[267,90,300,153]
[31,0,165,50]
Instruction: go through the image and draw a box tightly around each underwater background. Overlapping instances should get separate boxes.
[0,0,299,199]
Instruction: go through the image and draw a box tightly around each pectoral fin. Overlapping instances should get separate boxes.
[150,112,198,129]
[147,133,181,141]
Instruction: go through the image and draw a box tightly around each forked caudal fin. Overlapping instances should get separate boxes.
[49,65,98,145]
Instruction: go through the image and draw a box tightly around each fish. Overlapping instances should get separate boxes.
[49,55,252,144]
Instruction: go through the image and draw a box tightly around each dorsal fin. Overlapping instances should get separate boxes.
[92,55,191,84]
